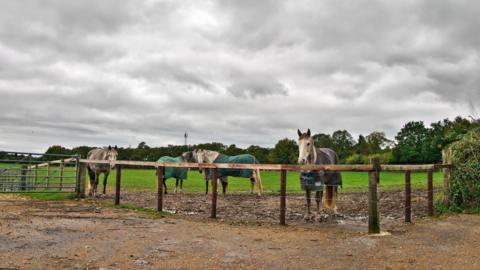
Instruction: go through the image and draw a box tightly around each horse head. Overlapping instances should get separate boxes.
[106,145,118,168]
[181,149,206,163]
[297,129,316,164]
[181,151,193,162]
[193,149,206,163]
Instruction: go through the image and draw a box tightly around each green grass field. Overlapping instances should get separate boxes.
[1,162,444,194]
[101,169,443,194]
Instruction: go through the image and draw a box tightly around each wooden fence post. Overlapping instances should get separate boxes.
[77,162,87,198]
[280,169,287,225]
[157,166,164,213]
[368,158,381,234]
[115,164,122,205]
[427,169,434,216]
[405,170,412,223]
[20,165,27,191]
[211,169,218,219]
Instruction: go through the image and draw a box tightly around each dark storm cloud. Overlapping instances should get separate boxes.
[0,0,479,152]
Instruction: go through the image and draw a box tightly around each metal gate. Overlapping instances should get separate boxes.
[0,151,79,193]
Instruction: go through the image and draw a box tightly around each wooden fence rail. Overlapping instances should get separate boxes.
[78,159,451,234]
[78,159,449,171]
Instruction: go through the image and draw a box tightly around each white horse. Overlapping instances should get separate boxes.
[86,146,118,196]
[298,129,342,221]
[182,149,263,195]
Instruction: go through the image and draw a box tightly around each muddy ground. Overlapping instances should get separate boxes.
[1,194,480,269]
[98,189,441,230]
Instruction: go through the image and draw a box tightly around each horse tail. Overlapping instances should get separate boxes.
[323,185,334,208]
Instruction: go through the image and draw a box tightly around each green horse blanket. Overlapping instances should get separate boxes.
[211,154,259,178]
[157,156,188,180]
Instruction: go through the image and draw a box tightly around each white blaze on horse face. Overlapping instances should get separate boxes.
[298,137,314,164]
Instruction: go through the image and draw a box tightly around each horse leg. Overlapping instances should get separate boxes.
[250,177,255,194]
[205,179,209,194]
[180,179,183,193]
[315,190,323,222]
[87,168,95,196]
[304,189,312,221]
[221,177,228,195]
[102,172,109,194]
[175,178,179,193]
[93,172,99,197]
[163,177,168,194]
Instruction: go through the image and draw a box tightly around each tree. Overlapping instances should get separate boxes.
[268,138,298,164]
[71,146,94,158]
[331,130,355,161]
[365,131,393,153]
[245,145,270,163]
[426,116,479,163]
[195,142,226,152]
[225,144,244,156]
[392,121,429,163]
[137,141,149,149]
[355,135,370,155]
[312,133,334,148]
[44,145,73,161]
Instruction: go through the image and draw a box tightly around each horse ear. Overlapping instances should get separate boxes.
[297,129,302,137]
[307,129,311,137]
[114,145,118,150]
[108,145,112,150]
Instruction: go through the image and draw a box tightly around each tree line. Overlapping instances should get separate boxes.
[36,116,479,164]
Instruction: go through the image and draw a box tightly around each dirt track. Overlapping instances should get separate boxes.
[1,194,480,269]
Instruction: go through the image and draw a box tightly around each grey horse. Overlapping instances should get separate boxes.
[87,146,118,196]
[297,129,342,221]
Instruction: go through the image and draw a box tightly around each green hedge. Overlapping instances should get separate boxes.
[345,152,393,164]
[447,129,480,209]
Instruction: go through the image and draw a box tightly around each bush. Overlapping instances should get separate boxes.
[369,152,393,164]
[345,154,366,164]
[447,129,480,209]
[345,152,393,164]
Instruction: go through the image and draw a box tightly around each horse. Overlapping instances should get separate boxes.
[86,146,118,196]
[297,129,342,221]
[156,156,188,194]
[182,149,263,195]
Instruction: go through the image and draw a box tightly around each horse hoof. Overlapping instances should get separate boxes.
[303,214,313,222]
[315,214,328,222]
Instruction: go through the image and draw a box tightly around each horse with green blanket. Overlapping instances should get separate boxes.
[156,156,188,194]
[182,149,263,195]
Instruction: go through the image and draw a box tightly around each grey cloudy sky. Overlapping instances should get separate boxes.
[1,0,479,152]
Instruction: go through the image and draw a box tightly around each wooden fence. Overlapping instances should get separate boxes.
[77,159,451,234]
